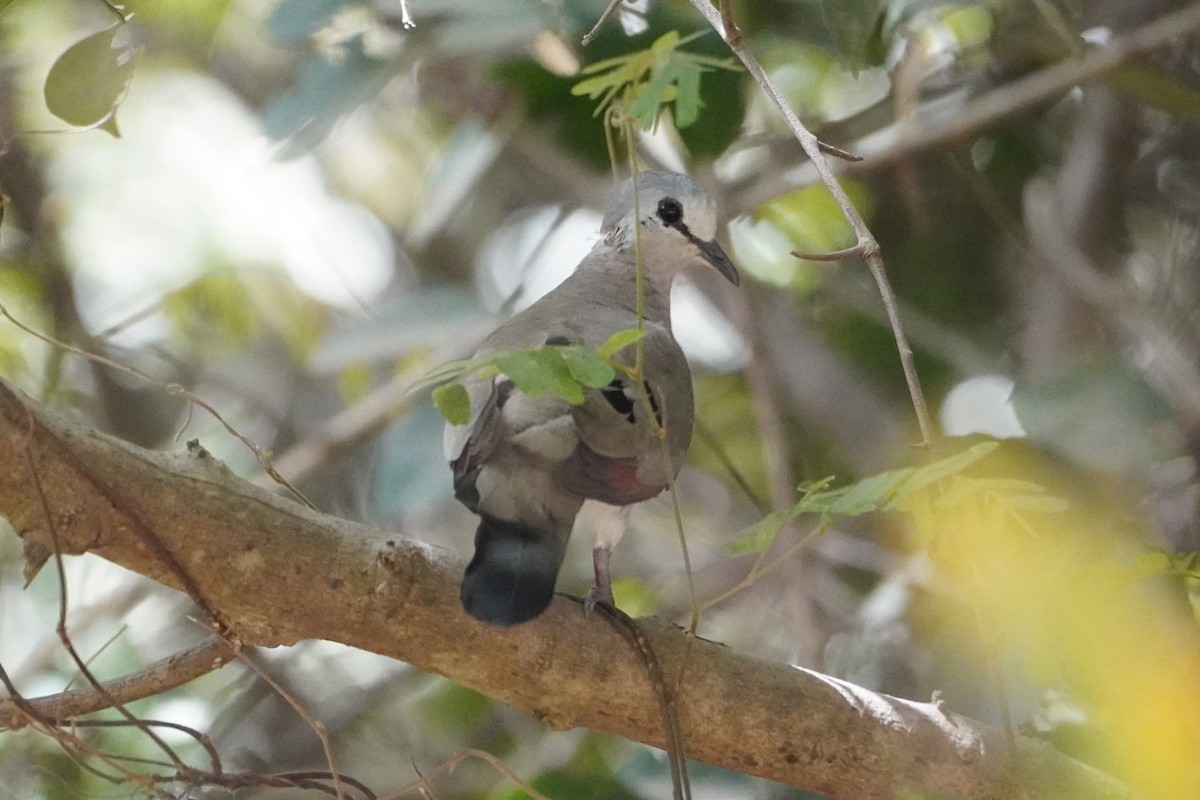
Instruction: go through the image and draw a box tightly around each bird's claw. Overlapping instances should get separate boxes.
[583,585,615,617]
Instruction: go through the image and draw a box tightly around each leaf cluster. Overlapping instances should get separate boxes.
[728,441,1006,555]
[571,30,739,129]
[419,329,645,426]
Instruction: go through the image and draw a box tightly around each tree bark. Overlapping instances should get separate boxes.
[0,378,1131,800]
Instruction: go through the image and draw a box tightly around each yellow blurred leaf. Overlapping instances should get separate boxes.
[337,361,373,405]
[757,180,874,258]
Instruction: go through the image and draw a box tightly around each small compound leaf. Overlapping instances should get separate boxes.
[44,24,137,133]
[673,62,703,128]
[597,328,645,359]
[432,383,471,425]
[825,468,912,516]
[531,348,585,404]
[412,356,489,393]
[562,346,615,388]
[627,59,680,127]
[888,441,999,506]
[491,348,587,405]
[493,350,550,395]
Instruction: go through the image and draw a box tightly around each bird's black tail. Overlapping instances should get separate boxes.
[460,514,568,627]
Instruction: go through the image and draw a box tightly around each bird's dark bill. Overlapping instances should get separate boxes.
[696,237,740,285]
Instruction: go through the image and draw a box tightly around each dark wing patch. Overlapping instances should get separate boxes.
[600,380,663,427]
[644,380,662,427]
[495,378,514,409]
[601,379,636,423]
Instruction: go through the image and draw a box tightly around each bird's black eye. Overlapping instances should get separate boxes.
[656,197,683,225]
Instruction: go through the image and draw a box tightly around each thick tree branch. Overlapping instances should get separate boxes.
[0,379,1130,800]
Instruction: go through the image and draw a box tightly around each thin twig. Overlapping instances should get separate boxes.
[582,0,625,45]
[0,303,316,510]
[792,245,868,262]
[98,0,129,23]
[692,0,937,449]
[1025,178,1200,420]
[70,718,222,776]
[698,526,822,614]
[0,636,235,729]
[694,420,770,515]
[233,650,347,800]
[22,436,190,774]
[832,2,1200,174]
[397,0,414,29]
[274,771,378,799]
[381,749,553,800]
[610,112,702,632]
[0,660,176,797]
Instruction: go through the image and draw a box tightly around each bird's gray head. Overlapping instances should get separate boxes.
[601,171,740,285]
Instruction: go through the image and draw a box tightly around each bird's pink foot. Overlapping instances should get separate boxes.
[583,545,614,616]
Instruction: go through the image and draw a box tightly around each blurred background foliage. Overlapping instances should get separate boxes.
[3,0,1200,797]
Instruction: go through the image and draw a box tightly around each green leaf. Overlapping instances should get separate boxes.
[534,348,586,404]
[44,24,137,134]
[494,348,584,404]
[492,350,548,394]
[627,59,682,128]
[823,468,913,515]
[1110,62,1200,122]
[561,346,615,388]
[432,383,471,425]
[1136,550,1200,578]
[888,441,1000,506]
[569,30,738,130]
[727,510,791,555]
[597,327,645,359]
[673,60,703,127]
[411,356,485,393]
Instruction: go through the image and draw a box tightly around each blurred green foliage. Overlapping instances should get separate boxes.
[43,22,135,134]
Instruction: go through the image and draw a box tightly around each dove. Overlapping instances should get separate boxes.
[444,171,739,626]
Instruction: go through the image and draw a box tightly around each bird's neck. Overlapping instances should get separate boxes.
[565,245,677,324]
